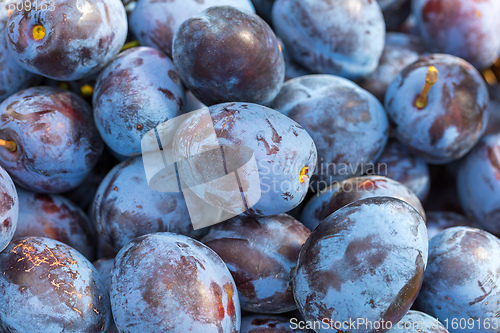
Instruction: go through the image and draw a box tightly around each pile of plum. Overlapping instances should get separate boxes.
[0,0,500,332]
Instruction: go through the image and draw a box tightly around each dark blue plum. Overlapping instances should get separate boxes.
[171,102,317,217]
[271,74,389,189]
[412,0,500,69]
[272,0,385,80]
[6,0,127,80]
[375,140,430,201]
[13,189,96,260]
[0,30,39,102]
[359,33,426,102]
[300,175,425,231]
[0,166,18,252]
[385,54,489,164]
[378,0,412,31]
[457,133,500,235]
[425,211,475,240]
[0,237,111,332]
[241,315,310,333]
[201,214,310,313]
[294,197,428,333]
[0,87,103,193]
[416,227,500,333]
[92,156,206,251]
[110,232,240,333]
[93,47,185,157]
[387,310,448,332]
[172,6,284,106]
[129,0,255,57]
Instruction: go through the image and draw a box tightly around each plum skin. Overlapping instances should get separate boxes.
[14,188,96,260]
[110,232,240,333]
[129,0,255,58]
[0,30,39,102]
[6,0,127,80]
[171,102,317,217]
[294,197,428,333]
[172,6,285,106]
[93,46,185,157]
[359,33,426,102]
[272,0,386,80]
[300,175,425,231]
[271,74,389,189]
[0,237,111,332]
[412,0,500,69]
[384,54,489,164]
[457,134,500,235]
[0,86,104,193]
[201,214,310,313]
[92,156,206,252]
[416,227,500,333]
[0,166,18,253]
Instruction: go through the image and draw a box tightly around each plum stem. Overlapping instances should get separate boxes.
[120,40,140,52]
[416,66,438,109]
[0,139,16,152]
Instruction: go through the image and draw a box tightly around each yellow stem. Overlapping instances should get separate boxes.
[416,66,438,109]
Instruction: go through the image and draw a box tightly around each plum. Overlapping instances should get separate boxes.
[294,197,428,333]
[110,232,240,332]
[0,165,18,252]
[93,46,185,157]
[416,227,500,333]
[457,133,500,235]
[6,0,127,80]
[13,188,96,260]
[92,156,207,251]
[172,6,285,106]
[300,175,425,231]
[129,0,255,58]
[0,86,104,193]
[170,102,317,217]
[272,0,385,79]
[412,0,500,69]
[385,54,489,164]
[271,74,389,189]
[0,237,111,332]
[201,214,310,313]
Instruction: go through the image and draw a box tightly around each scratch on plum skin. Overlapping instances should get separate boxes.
[0,237,111,332]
